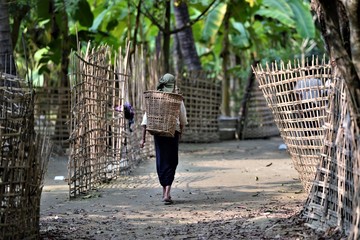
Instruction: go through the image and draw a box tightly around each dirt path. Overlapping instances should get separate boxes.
[40,137,324,239]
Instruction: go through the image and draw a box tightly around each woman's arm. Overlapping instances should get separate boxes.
[140,113,147,148]
[179,102,188,127]
[140,125,147,148]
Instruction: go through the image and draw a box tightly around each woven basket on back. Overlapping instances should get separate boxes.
[144,90,183,137]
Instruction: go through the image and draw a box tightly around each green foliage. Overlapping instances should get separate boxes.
[255,8,295,27]
[201,2,227,44]
[87,1,129,50]
[256,0,315,39]
[288,0,315,38]
[229,20,250,48]
[12,0,96,87]
[68,0,94,27]
[36,0,50,20]
[9,0,323,89]
[262,0,293,15]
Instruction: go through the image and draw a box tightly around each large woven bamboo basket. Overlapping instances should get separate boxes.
[144,90,183,137]
[252,57,332,192]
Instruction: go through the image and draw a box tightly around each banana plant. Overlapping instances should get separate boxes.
[197,0,316,65]
[192,0,319,115]
[257,0,315,39]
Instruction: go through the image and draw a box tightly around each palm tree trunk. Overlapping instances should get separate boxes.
[163,0,171,73]
[173,33,183,75]
[173,1,202,71]
[0,0,16,76]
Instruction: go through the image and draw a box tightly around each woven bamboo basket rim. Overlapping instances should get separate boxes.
[144,90,184,99]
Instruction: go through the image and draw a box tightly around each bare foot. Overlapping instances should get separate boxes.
[164,185,171,198]
[163,197,173,205]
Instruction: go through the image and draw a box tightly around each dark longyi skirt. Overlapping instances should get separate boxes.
[154,132,179,187]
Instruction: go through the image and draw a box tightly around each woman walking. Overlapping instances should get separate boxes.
[140,73,188,205]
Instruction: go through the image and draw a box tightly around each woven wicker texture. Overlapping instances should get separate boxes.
[240,79,279,139]
[69,44,153,198]
[0,73,51,239]
[253,57,331,192]
[69,45,128,198]
[178,71,221,143]
[350,137,360,239]
[303,70,357,236]
[144,90,183,137]
[33,87,70,148]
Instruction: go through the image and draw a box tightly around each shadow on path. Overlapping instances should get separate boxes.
[40,137,317,239]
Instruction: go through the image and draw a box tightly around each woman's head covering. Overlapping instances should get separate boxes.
[157,73,175,92]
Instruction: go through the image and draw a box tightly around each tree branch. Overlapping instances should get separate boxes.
[170,0,218,34]
[130,0,142,57]
[134,0,218,35]
[135,2,165,32]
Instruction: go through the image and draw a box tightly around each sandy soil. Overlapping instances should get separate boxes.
[39,137,338,240]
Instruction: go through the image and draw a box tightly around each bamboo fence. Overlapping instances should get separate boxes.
[178,70,221,143]
[0,53,17,76]
[0,73,51,239]
[303,67,360,238]
[350,127,360,238]
[34,87,70,149]
[253,56,332,192]
[68,43,151,198]
[239,78,279,139]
